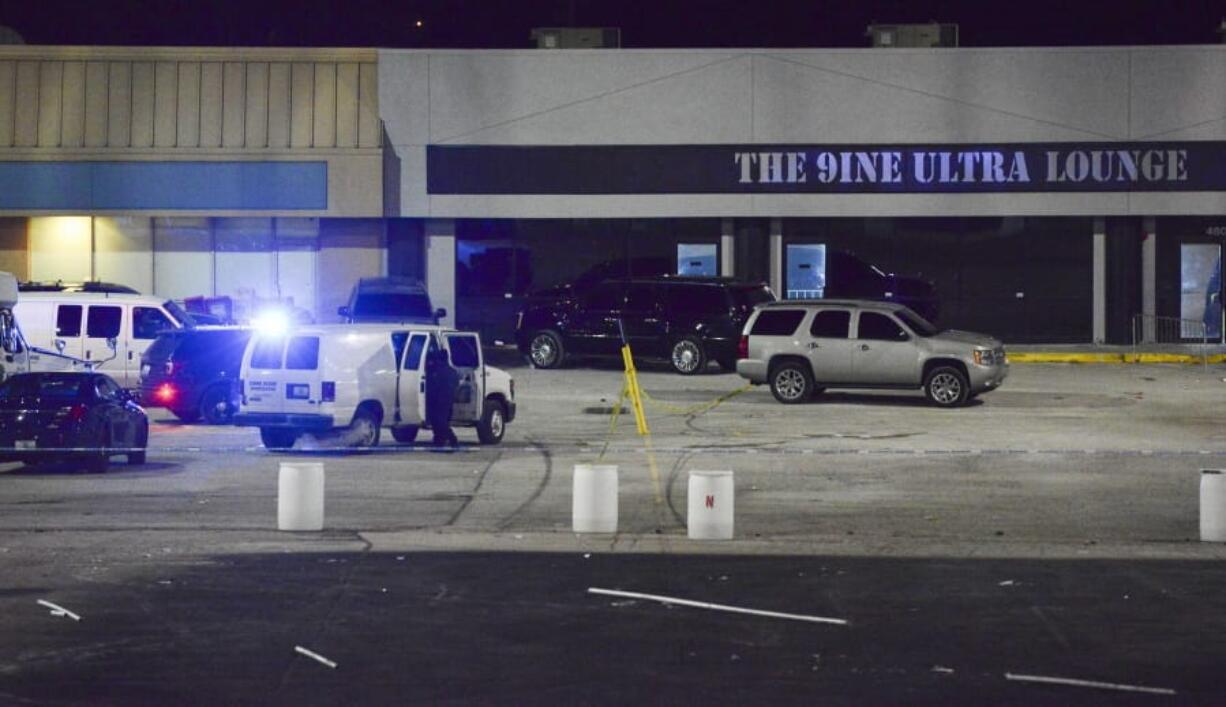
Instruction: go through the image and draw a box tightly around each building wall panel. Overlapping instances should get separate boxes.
[29,216,91,282]
[94,217,153,294]
[222,62,245,147]
[60,61,85,148]
[130,62,155,147]
[176,62,201,147]
[83,62,109,147]
[267,62,290,148]
[358,62,379,147]
[199,62,222,147]
[13,61,38,147]
[36,62,63,147]
[107,62,132,147]
[153,62,178,147]
[0,62,15,147]
[245,62,269,147]
[313,62,336,148]
[290,62,314,148]
[152,217,213,299]
[336,63,358,148]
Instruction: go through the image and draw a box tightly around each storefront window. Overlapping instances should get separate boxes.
[786,244,826,299]
[1180,244,1221,339]
[677,243,717,276]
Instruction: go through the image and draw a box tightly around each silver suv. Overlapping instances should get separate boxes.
[736,300,1007,407]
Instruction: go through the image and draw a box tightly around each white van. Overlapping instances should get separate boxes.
[14,291,190,388]
[233,324,515,449]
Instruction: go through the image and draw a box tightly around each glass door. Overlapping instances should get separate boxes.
[1180,243,1221,341]
[785,244,827,299]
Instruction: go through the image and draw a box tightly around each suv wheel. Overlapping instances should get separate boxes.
[199,385,233,425]
[770,361,813,404]
[924,366,970,408]
[670,337,706,375]
[528,330,565,369]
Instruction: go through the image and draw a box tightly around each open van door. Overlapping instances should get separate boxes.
[396,332,430,425]
[445,332,483,423]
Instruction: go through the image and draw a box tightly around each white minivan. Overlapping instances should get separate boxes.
[15,291,190,388]
[233,324,515,449]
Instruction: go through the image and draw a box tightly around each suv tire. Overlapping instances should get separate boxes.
[391,426,419,444]
[477,399,507,445]
[199,385,233,425]
[259,427,299,450]
[528,330,565,369]
[670,336,706,375]
[770,361,814,404]
[924,365,970,408]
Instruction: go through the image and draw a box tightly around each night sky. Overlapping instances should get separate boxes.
[0,0,1221,48]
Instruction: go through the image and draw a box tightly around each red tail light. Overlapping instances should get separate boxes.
[321,381,336,402]
[737,335,749,360]
[66,403,88,423]
[154,383,177,404]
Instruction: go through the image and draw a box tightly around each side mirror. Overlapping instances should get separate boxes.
[54,339,66,354]
[106,337,118,351]
[434,307,448,321]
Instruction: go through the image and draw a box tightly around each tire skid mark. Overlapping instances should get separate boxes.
[496,439,552,531]
[445,451,503,527]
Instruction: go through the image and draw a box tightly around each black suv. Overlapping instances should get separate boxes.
[515,276,775,374]
[139,327,253,424]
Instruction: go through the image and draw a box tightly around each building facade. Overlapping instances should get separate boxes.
[3,43,1226,345]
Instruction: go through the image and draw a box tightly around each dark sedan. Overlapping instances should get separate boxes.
[0,373,148,473]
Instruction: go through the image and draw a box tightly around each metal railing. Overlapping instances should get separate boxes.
[1131,313,1210,366]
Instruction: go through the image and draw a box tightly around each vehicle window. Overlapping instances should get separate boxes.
[133,307,173,340]
[447,335,480,368]
[624,284,657,314]
[249,337,284,369]
[56,305,82,337]
[896,309,938,337]
[94,377,122,401]
[285,336,320,370]
[86,306,122,338]
[750,310,806,336]
[404,334,427,371]
[858,312,909,341]
[1,376,87,400]
[809,310,851,338]
[667,285,727,317]
[391,332,409,365]
[353,293,433,319]
[583,283,623,310]
[0,311,23,353]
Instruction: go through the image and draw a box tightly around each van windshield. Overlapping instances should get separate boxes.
[353,293,433,319]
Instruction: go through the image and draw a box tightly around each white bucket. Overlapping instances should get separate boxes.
[278,462,325,531]
[1200,469,1226,542]
[688,470,734,540]
[573,464,618,533]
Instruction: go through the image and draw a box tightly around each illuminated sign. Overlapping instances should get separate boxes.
[427,143,1226,195]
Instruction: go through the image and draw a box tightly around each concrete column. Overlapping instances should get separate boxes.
[1142,216,1157,343]
[720,218,735,278]
[425,218,456,327]
[769,217,783,298]
[1092,217,1106,344]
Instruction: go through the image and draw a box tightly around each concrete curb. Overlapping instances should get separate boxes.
[1010,352,1223,364]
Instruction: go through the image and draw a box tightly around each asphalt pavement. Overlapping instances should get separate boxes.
[4,361,1226,704]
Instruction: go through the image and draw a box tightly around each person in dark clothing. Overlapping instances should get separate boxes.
[425,347,460,448]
